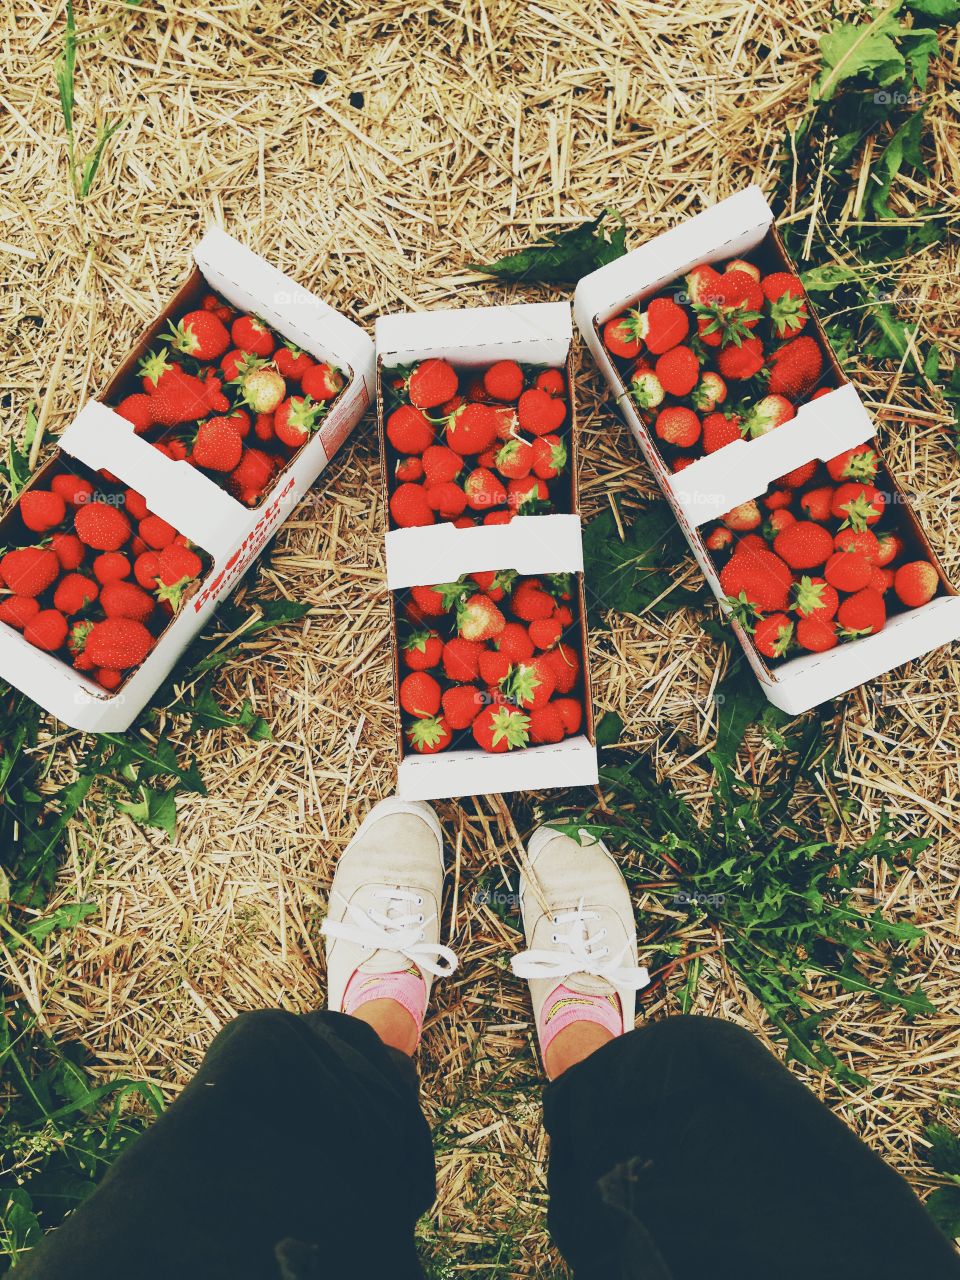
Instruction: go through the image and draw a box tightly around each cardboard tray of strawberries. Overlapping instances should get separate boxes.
[0,229,374,732]
[375,302,598,800]
[575,186,960,713]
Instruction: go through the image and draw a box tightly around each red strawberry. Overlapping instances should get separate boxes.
[464,468,507,512]
[447,403,499,455]
[721,501,762,532]
[19,489,66,533]
[772,521,833,570]
[824,551,871,593]
[134,552,161,590]
[155,544,203,609]
[0,593,40,630]
[169,310,231,361]
[753,613,794,659]
[544,643,579,694]
[834,528,880,563]
[458,593,506,642]
[528,616,563,649]
[53,573,98,615]
[796,616,838,653]
[743,394,794,438]
[837,587,886,636]
[274,345,316,381]
[696,274,763,345]
[496,621,535,663]
[68,619,94,667]
[766,509,796,536]
[763,488,792,512]
[93,552,131,584]
[655,346,699,396]
[491,404,520,440]
[472,703,530,753]
[484,511,513,526]
[95,667,123,691]
[553,697,582,735]
[300,363,344,402]
[24,609,68,652]
[799,486,834,523]
[530,435,566,480]
[51,474,94,508]
[406,714,452,754]
[0,547,57,597]
[762,273,808,338]
[427,482,468,521]
[220,349,258,383]
[119,491,147,523]
[390,483,435,528]
[719,545,793,614]
[484,360,524,401]
[254,413,275,443]
[603,312,644,358]
[869,566,894,593]
[638,296,690,354]
[894,560,938,608]
[691,371,727,412]
[410,583,463,617]
[229,448,275,506]
[138,516,176,550]
[716,337,765,380]
[792,576,839,621]
[685,264,722,306]
[777,461,817,489]
[100,580,154,622]
[737,534,767,554]
[422,446,463,485]
[75,503,131,551]
[512,579,555,622]
[508,476,549,513]
[529,703,565,744]
[399,671,442,718]
[231,315,275,358]
[536,369,566,396]
[408,359,458,409]
[705,526,734,553]
[702,412,743,454]
[479,649,511,685]
[495,439,534,480]
[387,405,434,455]
[875,533,902,568]
[826,445,879,483]
[274,396,323,449]
[443,637,483,681]
[442,684,484,730]
[518,388,566,436]
[767,336,823,399]
[464,377,491,403]
[402,630,443,670]
[191,419,243,472]
[51,532,84,571]
[831,482,884,527]
[470,569,515,602]
[655,407,700,448]
[85,618,154,669]
[115,393,155,434]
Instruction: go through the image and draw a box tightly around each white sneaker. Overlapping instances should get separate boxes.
[511,826,649,1067]
[321,798,458,1028]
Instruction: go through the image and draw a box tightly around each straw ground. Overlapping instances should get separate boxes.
[1,1,959,1273]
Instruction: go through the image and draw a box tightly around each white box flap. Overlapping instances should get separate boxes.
[376,301,572,367]
[397,735,598,801]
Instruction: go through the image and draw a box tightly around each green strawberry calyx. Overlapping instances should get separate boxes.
[485,705,530,749]
[138,348,176,386]
[407,716,447,750]
[724,591,762,630]
[501,663,541,707]
[838,493,878,532]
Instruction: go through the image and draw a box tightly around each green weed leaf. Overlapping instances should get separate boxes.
[471,209,626,284]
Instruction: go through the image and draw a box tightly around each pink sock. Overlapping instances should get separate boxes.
[538,983,623,1057]
[342,965,427,1038]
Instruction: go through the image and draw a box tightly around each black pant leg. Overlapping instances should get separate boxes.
[17,1009,436,1280]
[543,1015,960,1280]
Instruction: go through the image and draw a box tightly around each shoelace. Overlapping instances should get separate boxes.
[321,887,459,978]
[511,899,649,989]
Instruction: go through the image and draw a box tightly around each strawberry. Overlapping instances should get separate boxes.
[239,366,286,415]
[484,360,524,401]
[479,649,511,685]
[396,455,422,483]
[767,336,823,399]
[545,643,579,694]
[726,259,760,281]
[442,637,482,682]
[743,394,794,438]
[765,509,796,537]
[458,593,505,642]
[762,273,808,338]
[115,393,155,434]
[399,671,442,718]
[231,315,275,358]
[824,551,871,593]
[753,613,794,659]
[134,552,161,590]
[685,264,722,305]
[603,312,644,358]
[530,436,567,480]
[702,412,743,454]
[24,609,68,652]
[100,580,154,622]
[75,502,131,551]
[155,544,203,609]
[496,620,535,662]
[68,619,94,667]
[464,468,507,512]
[93,552,131,584]
[402,630,443,670]
[507,475,549,514]
[719,545,793,614]
[705,526,734,552]
[655,406,700,448]
[447,403,499,455]
[825,444,879,483]
[387,405,434,455]
[95,668,123,691]
[721,501,762,532]
[777,461,817,489]
[773,521,833,570]
[655,346,699,397]
[875,533,902,568]
[229,448,276,505]
[390,483,435,528]
[495,439,534,480]
[529,703,566,744]
[472,703,530,753]
[537,369,566,396]
[554,697,582,735]
[894,560,938,608]
[792,576,839,621]
[799,486,834,523]
[0,596,39,630]
[406,715,452,754]
[191,418,243,472]
[870,566,894,593]
[407,359,458,409]
[49,533,83,572]
[529,616,563,649]
[274,345,315,381]
[139,515,176,550]
[122,490,148,522]
[169,310,230,361]
[410,583,464,617]
[427,481,468,521]
[831,482,884,527]
[274,396,323,449]
[464,377,491,404]
[696,273,763,346]
[511,579,556,621]
[638,296,690,354]
[838,587,886,637]
[254,413,275,443]
[737,534,768,554]
[220,349,260,383]
[484,510,513,525]
[518,389,566,436]
[0,547,57,597]
[796,617,838,652]
[763,488,792,511]
[20,489,66,533]
[691,372,727,412]
[491,404,520,440]
[834,528,880,563]
[422,446,463,485]
[470,569,516,602]
[442,684,484,730]
[629,370,665,411]
[53,573,98,615]
[85,618,154,668]
[302,363,345,402]
[143,363,220,426]
[716,337,764,380]
[51,474,95,508]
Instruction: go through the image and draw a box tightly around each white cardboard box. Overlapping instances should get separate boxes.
[0,229,375,731]
[375,301,598,799]
[575,187,960,713]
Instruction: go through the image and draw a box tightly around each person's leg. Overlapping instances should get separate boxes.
[19,797,457,1280]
